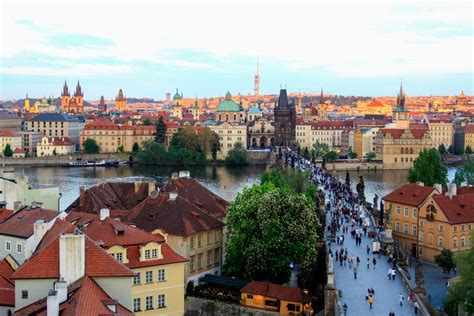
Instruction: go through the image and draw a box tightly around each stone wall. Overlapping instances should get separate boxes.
[0,153,121,166]
[185,296,279,316]
[246,150,272,165]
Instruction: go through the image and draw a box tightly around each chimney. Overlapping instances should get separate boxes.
[169,192,178,201]
[416,182,424,187]
[55,279,67,304]
[447,183,457,199]
[171,172,178,180]
[59,234,85,285]
[79,186,86,207]
[100,208,110,221]
[179,171,190,178]
[47,290,59,316]
[33,219,48,249]
[148,181,156,196]
[31,201,43,209]
[13,201,23,212]
[434,183,442,193]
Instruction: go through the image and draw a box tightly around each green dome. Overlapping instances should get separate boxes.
[217,91,240,112]
[173,88,183,100]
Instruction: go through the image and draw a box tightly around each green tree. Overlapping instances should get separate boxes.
[448,144,455,154]
[137,140,168,164]
[435,249,456,274]
[167,132,196,164]
[52,148,57,156]
[83,139,100,154]
[225,142,248,165]
[348,151,358,159]
[443,240,474,315]
[223,182,319,284]
[132,142,140,153]
[155,116,167,144]
[455,146,465,155]
[143,118,152,126]
[466,145,473,155]
[324,150,338,162]
[366,151,377,161]
[3,144,13,157]
[303,147,309,160]
[407,148,448,186]
[438,143,447,154]
[118,145,124,153]
[453,160,474,186]
[197,127,220,160]
[312,141,329,158]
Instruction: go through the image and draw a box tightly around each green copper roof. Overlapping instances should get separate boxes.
[217,91,240,112]
[173,89,183,100]
[248,106,262,114]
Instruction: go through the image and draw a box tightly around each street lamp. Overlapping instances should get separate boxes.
[343,303,348,316]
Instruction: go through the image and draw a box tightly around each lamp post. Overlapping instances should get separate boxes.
[343,303,348,316]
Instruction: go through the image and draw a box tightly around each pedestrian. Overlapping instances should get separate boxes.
[366,245,370,255]
[353,267,357,279]
[408,292,414,304]
[388,268,392,280]
[368,295,374,309]
[366,258,370,269]
[414,301,419,314]
[399,293,404,307]
[372,257,377,269]
[389,312,395,316]
[335,250,339,261]
[391,269,396,280]
[356,256,360,267]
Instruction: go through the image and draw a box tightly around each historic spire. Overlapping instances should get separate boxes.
[61,80,70,97]
[319,88,324,105]
[277,88,289,108]
[74,80,83,97]
[254,59,260,98]
[396,80,406,111]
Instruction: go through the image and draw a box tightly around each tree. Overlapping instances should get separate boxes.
[438,143,447,154]
[448,145,455,154]
[453,160,474,186]
[435,249,456,274]
[52,148,57,156]
[366,151,377,161]
[142,118,152,126]
[132,142,140,153]
[196,127,220,160]
[407,148,448,186]
[303,147,309,160]
[137,140,168,164]
[83,139,100,154]
[118,145,124,153]
[466,145,473,155]
[3,144,12,157]
[155,116,167,144]
[225,142,248,165]
[455,146,465,155]
[312,141,329,158]
[324,150,338,162]
[348,151,358,159]
[223,182,319,284]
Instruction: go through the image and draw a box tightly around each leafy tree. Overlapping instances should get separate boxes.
[132,142,140,153]
[448,145,455,154]
[435,249,456,274]
[438,143,447,154]
[443,241,474,315]
[455,146,465,155]
[118,145,124,153]
[366,151,377,161]
[137,140,168,164]
[3,144,13,157]
[142,118,152,126]
[225,142,248,165]
[324,150,338,162]
[453,160,474,186]
[466,145,473,155]
[167,132,197,164]
[196,127,220,160]
[303,147,309,160]
[155,116,167,144]
[348,151,358,159]
[312,141,329,158]
[407,148,448,186]
[261,168,316,202]
[83,139,100,154]
[52,149,57,156]
[223,182,319,284]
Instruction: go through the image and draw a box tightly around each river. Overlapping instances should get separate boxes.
[16,165,457,210]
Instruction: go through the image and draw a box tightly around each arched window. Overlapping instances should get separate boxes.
[410,148,414,154]
[401,148,404,154]
[453,237,458,248]
[438,236,444,248]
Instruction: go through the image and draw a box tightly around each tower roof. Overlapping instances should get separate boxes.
[217,91,240,112]
[394,82,407,112]
[117,89,124,100]
[74,80,83,97]
[319,88,324,105]
[277,88,293,109]
[61,80,70,97]
[173,89,183,100]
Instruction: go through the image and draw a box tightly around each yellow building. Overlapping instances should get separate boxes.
[66,211,187,315]
[209,122,247,160]
[36,136,76,156]
[81,120,155,153]
[240,281,312,315]
[115,89,127,112]
[354,127,379,158]
[384,183,474,262]
[0,130,22,156]
[428,119,454,150]
[61,80,84,113]
[464,125,474,150]
[24,94,30,112]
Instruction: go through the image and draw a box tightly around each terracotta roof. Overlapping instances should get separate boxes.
[125,243,187,269]
[127,193,224,236]
[383,184,436,207]
[14,276,133,316]
[241,281,312,303]
[12,234,134,280]
[0,129,21,137]
[0,208,14,222]
[0,257,15,307]
[409,123,429,130]
[83,119,120,130]
[35,218,75,252]
[380,128,429,139]
[367,100,385,108]
[433,194,474,224]
[164,177,229,219]
[464,125,474,133]
[45,136,75,146]
[0,207,58,238]
[13,148,26,154]
[353,119,390,127]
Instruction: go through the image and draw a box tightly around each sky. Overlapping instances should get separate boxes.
[0,0,473,100]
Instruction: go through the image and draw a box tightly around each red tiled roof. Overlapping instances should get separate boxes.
[241,281,312,303]
[83,119,120,130]
[14,276,133,316]
[45,136,75,146]
[127,193,224,236]
[409,123,429,130]
[433,194,474,224]
[13,148,25,154]
[0,129,21,137]
[0,208,59,238]
[12,234,134,280]
[35,218,75,252]
[0,257,15,307]
[126,243,187,269]
[380,128,429,139]
[383,184,436,207]
[0,208,14,222]
[464,125,474,133]
[367,100,385,108]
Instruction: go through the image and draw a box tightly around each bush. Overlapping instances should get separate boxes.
[83,139,100,154]
[225,142,248,165]
[3,144,12,157]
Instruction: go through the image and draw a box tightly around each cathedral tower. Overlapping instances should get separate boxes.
[61,80,70,111]
[74,80,84,112]
[393,82,409,129]
[115,89,126,112]
[172,89,183,119]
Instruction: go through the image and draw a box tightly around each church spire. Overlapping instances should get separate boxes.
[254,59,260,98]
[319,88,324,105]
[396,79,406,111]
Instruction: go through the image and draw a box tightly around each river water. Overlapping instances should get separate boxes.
[16,165,457,210]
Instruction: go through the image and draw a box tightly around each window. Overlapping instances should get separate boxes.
[396,205,401,215]
[419,231,424,242]
[133,298,141,312]
[198,254,202,269]
[404,207,409,217]
[198,234,202,247]
[17,243,22,253]
[419,220,424,228]
[403,223,408,234]
[439,224,444,232]
[146,296,153,310]
[145,249,151,259]
[115,253,123,262]
[412,225,417,237]
[395,222,400,232]
[207,250,212,266]
[21,290,28,299]
[207,232,212,245]
[453,225,458,233]
[453,237,458,248]
[247,294,253,299]
[215,231,219,242]
[469,224,472,232]
[461,225,465,232]
[146,271,153,283]
[413,209,418,218]
[403,240,408,250]
[190,236,194,249]
[189,256,195,271]
[157,294,166,308]
[438,237,444,248]
[151,249,158,258]
[461,236,465,247]
[133,273,141,285]
[5,241,11,251]
[157,269,165,282]
[214,248,220,263]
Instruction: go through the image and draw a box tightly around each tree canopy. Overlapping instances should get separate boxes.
[3,144,13,157]
[225,142,248,165]
[438,143,447,154]
[142,118,152,126]
[453,160,474,186]
[155,116,167,144]
[407,148,448,186]
[366,151,376,161]
[312,141,329,158]
[324,150,338,162]
[434,249,456,274]
[83,139,100,154]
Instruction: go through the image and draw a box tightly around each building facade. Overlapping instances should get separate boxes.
[36,136,76,156]
[428,119,454,150]
[209,122,247,160]
[0,130,22,156]
[115,89,127,112]
[274,89,296,147]
[61,80,84,113]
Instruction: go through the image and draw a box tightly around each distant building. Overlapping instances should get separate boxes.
[463,125,474,151]
[274,89,295,147]
[247,117,274,148]
[115,89,127,112]
[172,89,183,120]
[0,112,21,130]
[209,122,247,160]
[61,80,84,113]
[427,118,454,150]
[21,131,43,157]
[0,130,22,156]
[36,136,76,156]
[216,91,243,123]
[98,95,107,112]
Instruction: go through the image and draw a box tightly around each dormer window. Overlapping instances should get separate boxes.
[145,249,151,259]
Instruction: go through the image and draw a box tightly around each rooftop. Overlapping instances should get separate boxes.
[0,207,58,238]
[383,184,437,207]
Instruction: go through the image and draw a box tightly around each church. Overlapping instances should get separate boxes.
[61,80,84,113]
[274,88,296,147]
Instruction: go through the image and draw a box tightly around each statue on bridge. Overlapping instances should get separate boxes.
[345,170,351,188]
[373,194,378,214]
[322,157,326,170]
[356,175,365,202]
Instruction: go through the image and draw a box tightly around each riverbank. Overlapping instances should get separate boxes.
[0,153,122,166]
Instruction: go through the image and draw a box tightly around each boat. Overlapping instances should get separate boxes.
[61,159,117,168]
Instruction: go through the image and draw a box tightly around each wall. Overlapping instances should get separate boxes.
[0,153,120,166]
[15,278,56,310]
[94,276,133,311]
[0,305,14,316]
[186,296,279,316]
[246,150,272,165]
[0,235,26,264]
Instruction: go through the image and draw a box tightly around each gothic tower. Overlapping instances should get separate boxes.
[274,88,296,147]
[254,59,260,99]
[61,80,70,111]
[115,89,126,112]
[24,94,30,112]
[192,97,200,120]
[98,96,107,112]
[74,80,84,112]
[393,82,409,128]
[172,89,183,119]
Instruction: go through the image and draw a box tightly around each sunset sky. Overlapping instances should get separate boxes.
[1,0,472,100]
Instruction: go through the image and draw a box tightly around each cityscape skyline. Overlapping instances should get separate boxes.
[1,1,473,99]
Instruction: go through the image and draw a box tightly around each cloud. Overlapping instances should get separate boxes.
[1,64,136,77]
